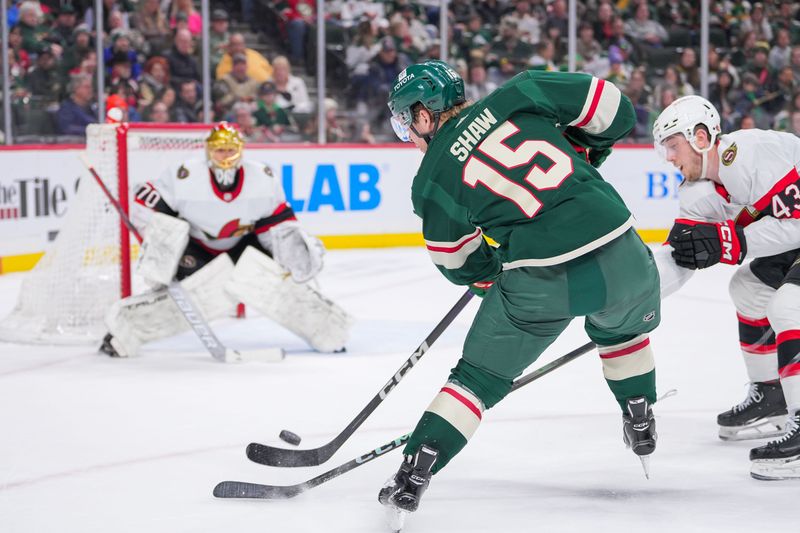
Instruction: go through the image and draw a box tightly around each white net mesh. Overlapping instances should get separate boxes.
[0,123,209,345]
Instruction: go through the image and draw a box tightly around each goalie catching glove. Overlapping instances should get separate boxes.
[668,219,746,269]
[268,223,325,283]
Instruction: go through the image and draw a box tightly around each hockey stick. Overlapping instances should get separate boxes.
[79,153,284,363]
[246,290,476,467]
[214,340,596,499]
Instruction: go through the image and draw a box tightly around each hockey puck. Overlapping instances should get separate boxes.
[279,429,302,446]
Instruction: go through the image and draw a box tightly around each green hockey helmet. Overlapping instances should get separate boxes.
[388,60,466,142]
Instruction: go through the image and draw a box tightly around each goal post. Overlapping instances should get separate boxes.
[0,122,213,345]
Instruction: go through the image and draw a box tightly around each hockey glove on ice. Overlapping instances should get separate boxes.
[668,219,746,269]
[469,281,495,298]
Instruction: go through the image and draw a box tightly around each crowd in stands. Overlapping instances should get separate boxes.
[4,0,800,143]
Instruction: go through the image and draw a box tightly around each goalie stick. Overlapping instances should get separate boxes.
[214,340,596,499]
[79,153,284,363]
[245,289,475,467]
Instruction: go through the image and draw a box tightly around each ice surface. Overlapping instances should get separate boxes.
[0,248,795,533]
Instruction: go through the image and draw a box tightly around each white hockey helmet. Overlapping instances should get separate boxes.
[653,95,721,154]
[652,95,721,180]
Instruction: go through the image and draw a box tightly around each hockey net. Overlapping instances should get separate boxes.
[0,123,211,345]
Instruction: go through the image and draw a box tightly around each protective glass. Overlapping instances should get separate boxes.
[654,135,681,162]
[391,116,411,142]
[389,105,413,142]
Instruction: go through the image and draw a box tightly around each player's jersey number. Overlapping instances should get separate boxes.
[135,182,162,209]
[462,121,574,217]
[771,183,800,219]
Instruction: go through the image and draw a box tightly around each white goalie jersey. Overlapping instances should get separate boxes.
[131,158,296,252]
[656,128,800,297]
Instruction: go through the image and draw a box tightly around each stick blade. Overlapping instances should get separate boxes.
[213,480,304,500]
[225,348,285,363]
[246,441,330,467]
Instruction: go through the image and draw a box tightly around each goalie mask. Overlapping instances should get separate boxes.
[206,122,244,187]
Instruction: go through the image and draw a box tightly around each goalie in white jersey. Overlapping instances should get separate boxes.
[100,122,352,358]
[653,96,800,480]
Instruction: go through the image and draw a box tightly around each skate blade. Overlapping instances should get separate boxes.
[385,505,408,532]
[718,416,788,441]
[750,456,800,481]
[638,455,651,479]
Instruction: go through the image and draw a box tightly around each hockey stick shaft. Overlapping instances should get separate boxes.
[215,340,596,499]
[79,153,143,243]
[79,154,283,363]
[511,341,595,392]
[246,289,476,467]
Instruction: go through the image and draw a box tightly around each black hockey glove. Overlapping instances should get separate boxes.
[588,147,612,168]
[667,219,747,269]
[562,127,611,168]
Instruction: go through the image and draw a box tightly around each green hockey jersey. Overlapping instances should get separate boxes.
[413,70,637,286]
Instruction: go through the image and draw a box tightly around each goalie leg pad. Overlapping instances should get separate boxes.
[179,252,237,320]
[105,290,179,357]
[225,246,352,352]
[104,254,236,356]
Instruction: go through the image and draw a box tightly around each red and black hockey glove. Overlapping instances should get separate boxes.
[667,219,747,269]
[469,281,495,298]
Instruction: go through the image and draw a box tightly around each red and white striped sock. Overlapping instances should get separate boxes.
[778,329,800,413]
[598,334,655,381]
[425,382,485,441]
[737,313,779,383]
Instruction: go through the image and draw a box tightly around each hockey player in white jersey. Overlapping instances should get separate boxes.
[653,96,800,480]
[100,122,352,358]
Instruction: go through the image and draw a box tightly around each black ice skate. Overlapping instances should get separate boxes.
[622,396,657,479]
[378,445,438,531]
[750,411,800,480]
[717,381,788,441]
[98,333,121,357]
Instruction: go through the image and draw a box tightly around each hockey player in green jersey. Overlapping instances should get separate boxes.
[379,60,663,520]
